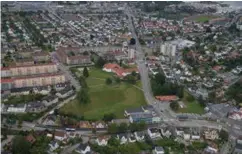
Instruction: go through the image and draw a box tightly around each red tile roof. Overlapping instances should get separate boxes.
[54,131,65,137]
[0,78,13,83]
[155,95,178,101]
[1,63,56,69]
[25,134,36,144]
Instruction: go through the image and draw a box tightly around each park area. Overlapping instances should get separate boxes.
[60,67,146,120]
[186,15,219,23]
[177,91,205,114]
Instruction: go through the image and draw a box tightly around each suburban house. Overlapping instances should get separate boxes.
[7,104,27,113]
[134,131,145,141]
[153,146,165,154]
[191,128,200,140]
[92,121,107,129]
[233,137,242,154]
[160,127,172,138]
[56,86,74,99]
[26,101,46,112]
[25,134,36,144]
[116,134,128,144]
[128,134,137,143]
[147,128,161,139]
[175,127,191,140]
[142,105,156,115]
[77,121,93,129]
[204,129,219,140]
[95,135,110,146]
[49,140,59,152]
[42,95,59,107]
[54,131,67,141]
[203,144,219,154]
[75,143,91,154]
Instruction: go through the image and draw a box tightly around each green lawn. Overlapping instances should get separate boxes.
[136,81,143,90]
[178,91,205,114]
[194,15,218,23]
[60,68,147,120]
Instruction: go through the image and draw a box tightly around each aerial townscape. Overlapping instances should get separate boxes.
[1,1,242,154]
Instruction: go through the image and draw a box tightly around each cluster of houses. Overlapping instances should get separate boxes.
[1,85,74,114]
[103,63,138,78]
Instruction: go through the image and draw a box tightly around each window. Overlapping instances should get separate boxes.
[22,80,27,87]
[42,78,46,85]
[18,69,22,75]
[32,79,37,86]
[51,78,56,84]
[36,67,40,74]
[44,67,48,73]
[27,68,31,75]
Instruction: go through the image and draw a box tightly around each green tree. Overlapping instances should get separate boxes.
[95,57,106,68]
[177,87,184,98]
[186,93,195,102]
[108,136,120,146]
[103,113,116,122]
[119,123,128,133]
[108,123,118,134]
[79,76,88,89]
[124,75,136,84]
[83,67,89,78]
[170,101,179,111]
[12,136,31,154]
[77,89,90,104]
[131,71,137,76]
[219,129,228,141]
[106,78,112,85]
[115,77,121,84]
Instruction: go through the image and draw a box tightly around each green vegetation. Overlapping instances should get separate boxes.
[12,136,31,154]
[193,15,218,23]
[178,91,205,114]
[60,68,146,120]
[226,79,242,106]
[108,122,147,134]
[3,94,45,105]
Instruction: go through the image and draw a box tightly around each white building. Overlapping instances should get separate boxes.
[153,146,165,154]
[160,43,176,58]
[95,136,110,146]
[7,104,26,113]
[128,49,135,59]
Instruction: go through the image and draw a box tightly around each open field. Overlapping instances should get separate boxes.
[186,15,220,23]
[60,67,147,120]
[178,91,205,114]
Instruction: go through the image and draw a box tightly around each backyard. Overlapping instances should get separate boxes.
[177,91,205,114]
[60,67,147,120]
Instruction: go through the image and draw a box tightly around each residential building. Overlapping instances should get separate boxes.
[56,47,91,65]
[128,49,135,59]
[77,121,93,129]
[54,131,67,141]
[204,129,219,140]
[92,121,107,129]
[147,128,161,139]
[191,128,201,140]
[7,104,26,113]
[128,134,136,143]
[153,146,165,154]
[233,137,242,154]
[129,113,153,124]
[26,101,46,112]
[49,140,59,152]
[56,86,74,99]
[134,131,145,141]
[95,135,110,146]
[42,95,59,107]
[25,134,36,144]
[116,134,128,144]
[161,127,172,138]
[75,143,91,154]
[155,95,178,102]
[1,63,58,77]
[33,52,50,62]
[160,43,176,58]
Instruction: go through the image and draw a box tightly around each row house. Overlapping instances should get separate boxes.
[1,63,58,77]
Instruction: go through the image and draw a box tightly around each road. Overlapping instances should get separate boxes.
[51,52,81,91]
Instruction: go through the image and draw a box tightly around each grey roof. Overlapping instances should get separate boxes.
[125,107,144,114]
[142,105,154,111]
[155,146,164,152]
[149,128,160,133]
[49,140,58,146]
[27,101,44,108]
[117,133,128,139]
[135,131,146,137]
[58,86,73,95]
[76,143,89,151]
[235,143,242,150]
[208,103,236,117]
[43,95,58,102]
[130,113,153,119]
[7,103,26,108]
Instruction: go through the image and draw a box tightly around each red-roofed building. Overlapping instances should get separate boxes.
[213,66,223,72]
[155,95,178,102]
[25,134,36,144]
[103,63,139,78]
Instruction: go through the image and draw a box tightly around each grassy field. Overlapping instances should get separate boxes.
[194,15,218,23]
[178,91,205,114]
[60,68,147,120]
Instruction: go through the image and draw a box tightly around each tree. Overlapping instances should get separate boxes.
[106,78,112,85]
[177,87,184,98]
[95,57,106,68]
[186,93,195,102]
[77,89,90,104]
[130,38,136,45]
[79,76,88,89]
[119,123,128,133]
[115,77,121,84]
[129,123,138,132]
[108,136,120,146]
[124,75,136,84]
[219,129,228,141]
[103,113,116,122]
[12,136,31,154]
[83,67,89,78]
[170,101,179,111]
[131,71,137,76]
[108,123,119,134]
